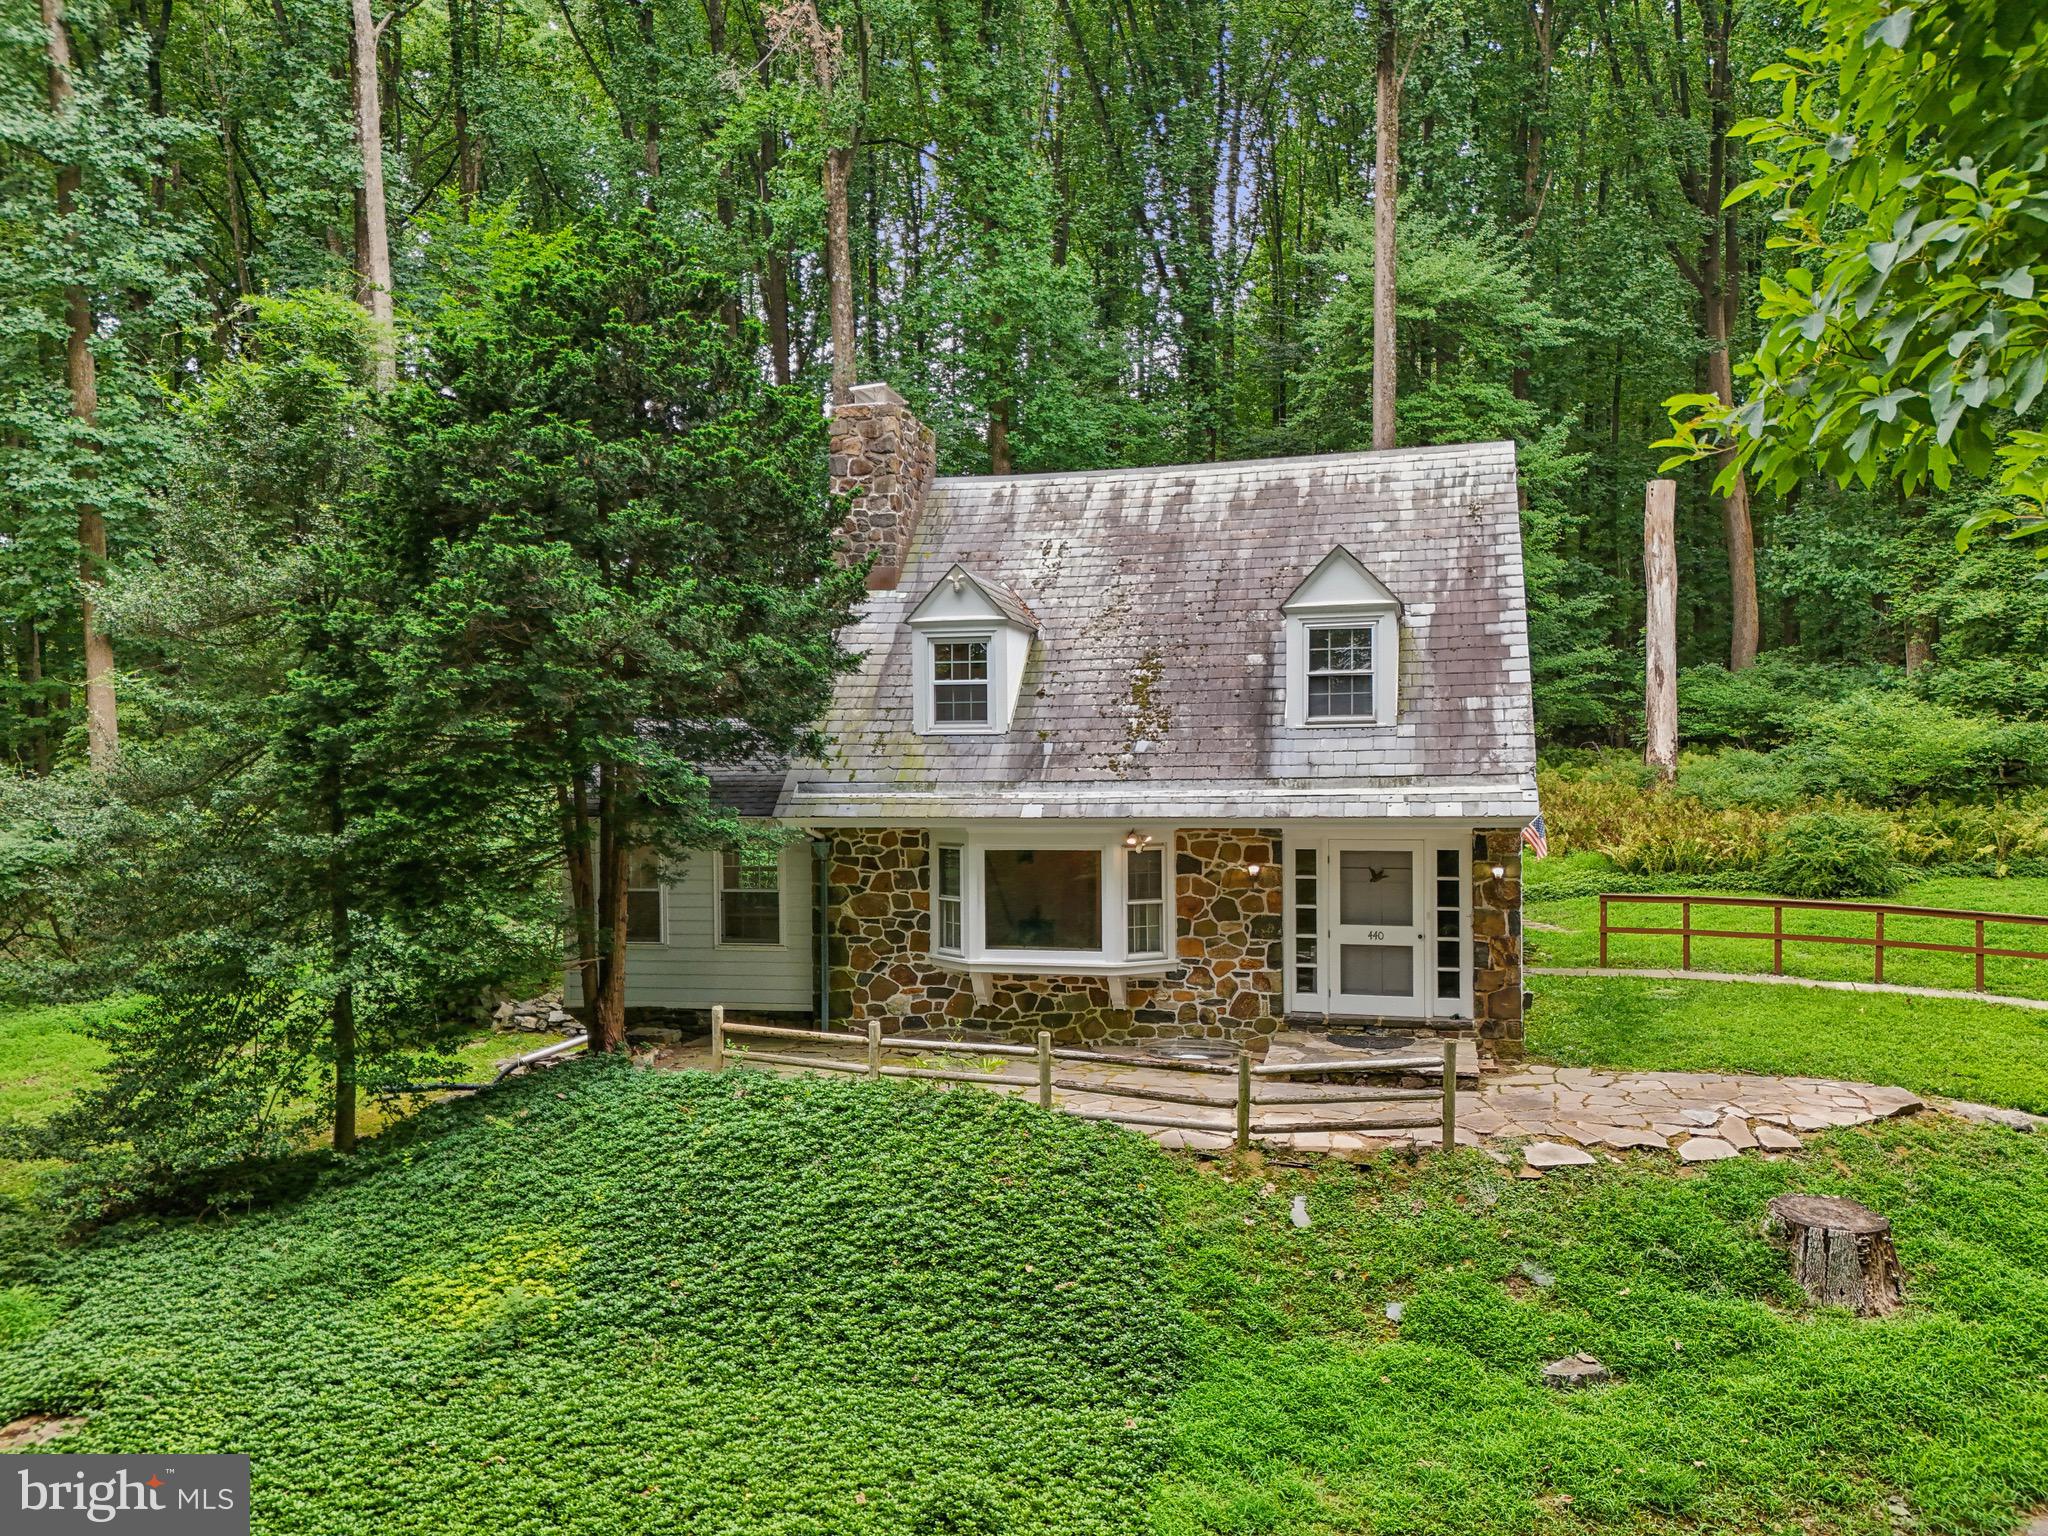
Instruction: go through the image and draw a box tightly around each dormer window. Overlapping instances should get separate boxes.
[1306,624,1375,721]
[1282,548,1401,728]
[907,564,1037,735]
[932,637,992,724]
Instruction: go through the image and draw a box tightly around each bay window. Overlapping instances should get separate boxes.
[929,831,1174,969]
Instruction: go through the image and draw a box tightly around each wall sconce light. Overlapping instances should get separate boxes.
[1245,863,1263,878]
[1490,864,1506,880]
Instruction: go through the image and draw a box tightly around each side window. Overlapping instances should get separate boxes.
[719,849,782,945]
[626,849,664,944]
[1125,846,1165,956]
[935,845,965,953]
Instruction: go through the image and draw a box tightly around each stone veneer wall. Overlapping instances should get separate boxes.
[1471,829,1526,1058]
[828,828,1285,1046]
[828,383,937,592]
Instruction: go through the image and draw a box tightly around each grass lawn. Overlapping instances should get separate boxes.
[0,1001,124,1203]
[1526,866,2048,999]
[3,1065,2046,1535]
[1527,973,2048,1113]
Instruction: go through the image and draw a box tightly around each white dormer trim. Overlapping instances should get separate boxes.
[907,565,1036,735]
[1282,548,1401,728]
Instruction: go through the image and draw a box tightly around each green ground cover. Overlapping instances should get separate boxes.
[0,1064,1181,1536]
[1525,865,2048,998]
[1526,973,2048,1113]
[1,1066,2043,1534]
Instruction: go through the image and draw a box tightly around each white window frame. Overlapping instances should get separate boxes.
[625,850,666,946]
[929,633,994,729]
[927,827,1177,972]
[715,846,786,949]
[912,626,1012,736]
[935,843,965,955]
[1124,844,1167,958]
[1285,609,1397,728]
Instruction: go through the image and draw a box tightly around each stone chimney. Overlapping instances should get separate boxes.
[829,381,936,591]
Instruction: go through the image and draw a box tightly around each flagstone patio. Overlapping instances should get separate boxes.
[636,1029,1937,1171]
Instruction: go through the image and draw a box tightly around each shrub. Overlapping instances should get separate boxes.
[1781,692,2048,803]
[1763,811,1902,899]
[1676,655,1868,748]
[1678,749,1807,811]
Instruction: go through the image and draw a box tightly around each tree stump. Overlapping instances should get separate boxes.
[1764,1194,1903,1316]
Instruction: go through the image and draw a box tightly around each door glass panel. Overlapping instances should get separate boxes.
[1340,943,1415,996]
[1339,850,1413,926]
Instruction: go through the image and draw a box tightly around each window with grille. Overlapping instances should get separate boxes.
[1305,625,1374,721]
[625,849,663,944]
[936,845,964,953]
[1433,846,1463,1004]
[1125,846,1165,956]
[719,849,781,945]
[931,637,991,724]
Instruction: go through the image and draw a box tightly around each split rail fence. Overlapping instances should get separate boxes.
[1599,892,2048,990]
[710,1006,1457,1152]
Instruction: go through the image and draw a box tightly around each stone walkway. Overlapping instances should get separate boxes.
[638,1033,1935,1173]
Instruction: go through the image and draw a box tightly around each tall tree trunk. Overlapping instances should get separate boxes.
[1371,0,1399,452]
[635,0,659,180]
[448,0,476,208]
[329,776,358,1154]
[349,0,396,387]
[825,142,855,402]
[43,0,117,768]
[988,398,1012,474]
[221,115,254,294]
[759,130,792,384]
[562,778,600,1026]
[591,764,628,1052]
[14,616,52,776]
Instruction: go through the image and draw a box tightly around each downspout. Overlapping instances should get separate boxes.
[813,836,832,1033]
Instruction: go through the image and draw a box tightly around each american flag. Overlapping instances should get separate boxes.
[1522,816,1548,859]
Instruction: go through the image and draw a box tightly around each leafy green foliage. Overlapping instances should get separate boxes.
[1660,0,2048,523]
[1780,692,2048,801]
[1763,808,1903,897]
[0,1065,1184,1535]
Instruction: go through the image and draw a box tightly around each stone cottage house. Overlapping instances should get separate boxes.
[587,383,1538,1056]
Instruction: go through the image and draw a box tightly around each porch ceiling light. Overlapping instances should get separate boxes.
[1123,829,1151,848]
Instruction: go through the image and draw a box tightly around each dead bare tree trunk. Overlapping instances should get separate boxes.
[1765,1195,1903,1317]
[42,0,116,768]
[349,0,395,387]
[824,140,855,403]
[1644,478,1678,783]
[1371,0,1399,451]
[768,0,856,403]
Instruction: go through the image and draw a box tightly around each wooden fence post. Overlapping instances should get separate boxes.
[866,1018,882,1080]
[1874,910,1886,983]
[1440,1039,1457,1150]
[710,1005,725,1073]
[1772,905,1784,975]
[1976,918,1987,991]
[1681,899,1692,970]
[1643,478,1679,783]
[1036,1030,1053,1109]
[1235,1048,1251,1151]
[1599,894,1609,967]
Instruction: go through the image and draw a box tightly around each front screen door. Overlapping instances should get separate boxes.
[1328,842,1427,1017]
